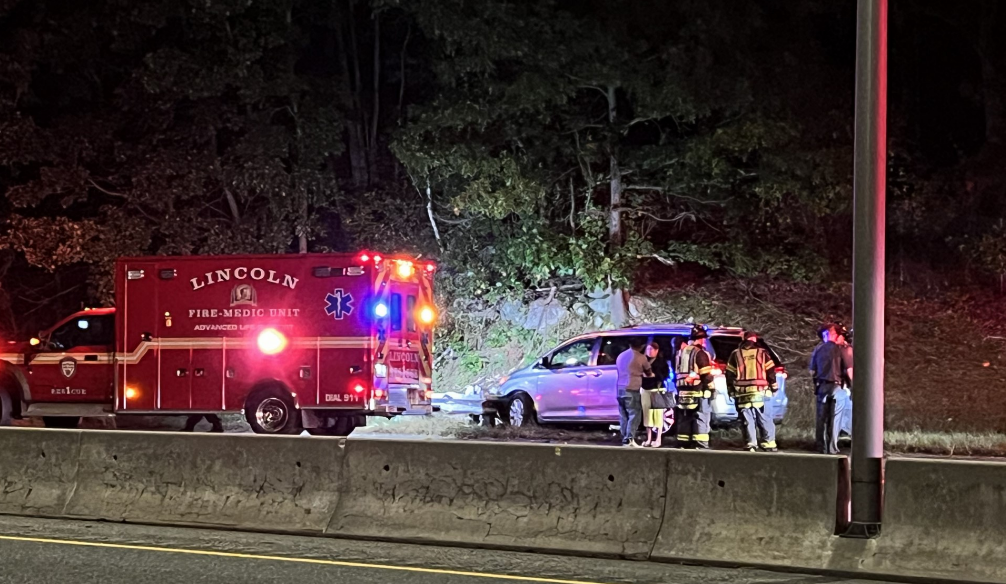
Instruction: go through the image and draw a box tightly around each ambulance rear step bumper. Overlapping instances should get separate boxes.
[25,403,115,417]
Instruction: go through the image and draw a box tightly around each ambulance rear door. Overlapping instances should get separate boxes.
[379,259,434,411]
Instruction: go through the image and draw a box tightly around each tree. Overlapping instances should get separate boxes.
[0,0,345,302]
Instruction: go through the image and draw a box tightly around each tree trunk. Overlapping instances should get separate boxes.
[607,85,622,247]
[369,13,381,183]
[299,194,309,254]
[334,0,370,187]
[606,85,629,326]
[979,3,1005,147]
[426,184,443,249]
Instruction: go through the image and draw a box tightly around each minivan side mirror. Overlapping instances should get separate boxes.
[539,355,551,369]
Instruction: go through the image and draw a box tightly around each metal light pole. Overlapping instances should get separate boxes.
[849,0,887,537]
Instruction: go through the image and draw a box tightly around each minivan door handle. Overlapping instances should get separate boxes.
[572,371,587,378]
[590,370,602,377]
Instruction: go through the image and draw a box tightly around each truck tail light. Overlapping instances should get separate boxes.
[419,306,436,324]
[395,260,415,279]
[372,254,382,263]
[425,263,436,273]
[125,387,138,400]
[374,363,388,378]
[373,389,386,399]
[353,383,365,393]
[257,328,288,355]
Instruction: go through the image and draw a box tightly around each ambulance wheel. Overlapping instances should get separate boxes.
[43,416,79,429]
[0,389,11,426]
[245,388,302,435]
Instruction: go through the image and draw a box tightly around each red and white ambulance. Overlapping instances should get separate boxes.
[0,252,437,435]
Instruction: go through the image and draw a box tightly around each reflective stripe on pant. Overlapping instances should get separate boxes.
[814,382,844,454]
[739,405,776,449]
[676,399,710,448]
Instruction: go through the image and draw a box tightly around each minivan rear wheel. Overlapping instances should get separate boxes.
[504,393,536,428]
[660,407,676,435]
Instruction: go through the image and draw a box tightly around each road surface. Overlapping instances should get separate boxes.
[0,516,892,584]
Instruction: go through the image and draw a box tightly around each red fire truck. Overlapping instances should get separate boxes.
[0,252,437,435]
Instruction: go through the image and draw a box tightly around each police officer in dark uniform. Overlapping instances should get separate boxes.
[675,324,715,449]
[725,330,778,452]
[809,323,852,454]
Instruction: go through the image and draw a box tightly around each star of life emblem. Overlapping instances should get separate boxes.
[325,289,354,320]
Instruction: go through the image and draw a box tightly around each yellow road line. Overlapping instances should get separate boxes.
[0,534,611,584]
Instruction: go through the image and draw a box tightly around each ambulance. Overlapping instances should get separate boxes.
[0,252,437,435]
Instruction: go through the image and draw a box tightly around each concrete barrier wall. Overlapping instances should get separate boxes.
[0,428,81,517]
[651,450,846,570]
[328,439,666,558]
[861,458,1006,582]
[61,430,345,532]
[20,427,1006,583]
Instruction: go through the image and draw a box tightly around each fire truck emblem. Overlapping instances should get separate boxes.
[324,289,354,320]
[59,357,77,379]
[230,284,257,307]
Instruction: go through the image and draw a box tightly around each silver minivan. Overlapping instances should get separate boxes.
[482,324,789,433]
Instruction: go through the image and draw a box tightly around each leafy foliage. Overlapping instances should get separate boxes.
[0,0,1002,336]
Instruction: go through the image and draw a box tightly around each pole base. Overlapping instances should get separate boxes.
[843,521,882,539]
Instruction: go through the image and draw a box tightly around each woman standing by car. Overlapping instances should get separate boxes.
[641,342,670,447]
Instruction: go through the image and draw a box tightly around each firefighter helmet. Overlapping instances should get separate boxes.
[834,322,849,339]
[689,324,708,340]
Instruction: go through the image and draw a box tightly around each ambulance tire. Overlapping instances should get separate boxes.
[43,416,79,429]
[0,389,11,426]
[245,387,302,435]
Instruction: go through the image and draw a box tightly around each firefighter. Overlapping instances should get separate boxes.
[809,323,852,454]
[675,324,715,449]
[725,330,778,452]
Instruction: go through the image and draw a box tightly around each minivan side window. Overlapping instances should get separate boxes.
[596,335,649,366]
[708,336,739,362]
[708,336,784,367]
[546,339,595,369]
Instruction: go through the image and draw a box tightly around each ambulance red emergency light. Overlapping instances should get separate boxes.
[0,252,437,435]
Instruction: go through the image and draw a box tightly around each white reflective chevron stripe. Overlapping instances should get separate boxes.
[0,336,371,367]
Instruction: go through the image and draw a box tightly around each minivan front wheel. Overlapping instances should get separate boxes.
[503,393,536,428]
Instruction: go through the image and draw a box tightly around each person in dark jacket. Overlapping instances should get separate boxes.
[809,323,852,454]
